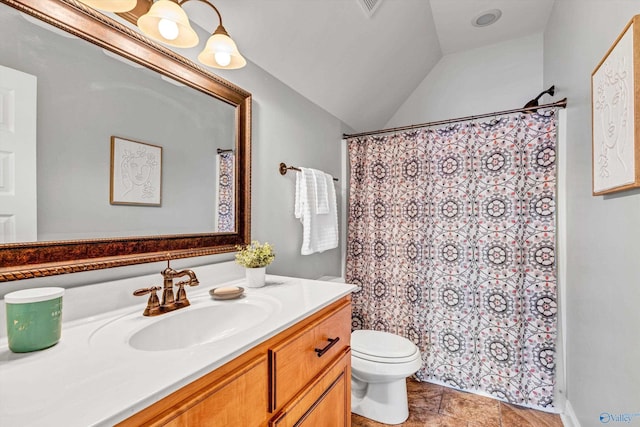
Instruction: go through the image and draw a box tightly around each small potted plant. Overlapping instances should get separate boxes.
[235,240,275,288]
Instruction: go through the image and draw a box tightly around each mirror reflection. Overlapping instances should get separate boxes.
[0,5,236,243]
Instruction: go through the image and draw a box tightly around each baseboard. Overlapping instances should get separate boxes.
[561,400,581,427]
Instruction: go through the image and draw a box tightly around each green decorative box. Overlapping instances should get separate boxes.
[5,287,64,353]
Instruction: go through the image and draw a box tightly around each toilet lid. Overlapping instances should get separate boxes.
[351,330,418,361]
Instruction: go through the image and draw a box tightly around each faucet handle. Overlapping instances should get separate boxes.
[133,286,162,316]
[133,286,161,296]
[174,280,196,308]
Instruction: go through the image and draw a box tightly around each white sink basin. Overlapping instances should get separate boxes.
[130,303,271,351]
[89,293,280,352]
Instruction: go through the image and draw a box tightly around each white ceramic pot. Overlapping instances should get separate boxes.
[245,267,266,288]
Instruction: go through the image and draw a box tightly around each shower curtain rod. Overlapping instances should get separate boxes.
[342,98,567,139]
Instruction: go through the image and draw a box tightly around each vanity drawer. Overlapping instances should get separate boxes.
[269,301,351,410]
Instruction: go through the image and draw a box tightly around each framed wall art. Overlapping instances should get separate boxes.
[110,136,162,206]
[592,15,640,195]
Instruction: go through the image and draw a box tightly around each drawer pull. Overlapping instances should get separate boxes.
[314,337,340,357]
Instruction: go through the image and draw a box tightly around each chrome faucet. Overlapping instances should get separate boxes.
[134,262,199,316]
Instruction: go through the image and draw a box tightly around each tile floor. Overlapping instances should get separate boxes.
[351,379,563,427]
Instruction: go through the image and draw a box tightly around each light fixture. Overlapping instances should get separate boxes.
[137,0,198,48]
[138,0,246,69]
[77,0,137,13]
[78,0,246,69]
[472,9,502,28]
[197,24,246,69]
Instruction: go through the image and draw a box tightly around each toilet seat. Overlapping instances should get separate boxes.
[352,347,420,364]
[352,330,420,364]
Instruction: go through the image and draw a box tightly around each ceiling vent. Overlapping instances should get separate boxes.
[357,0,382,18]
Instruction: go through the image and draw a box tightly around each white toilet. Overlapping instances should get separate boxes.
[351,330,423,425]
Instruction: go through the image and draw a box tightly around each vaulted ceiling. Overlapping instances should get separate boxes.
[186,0,556,132]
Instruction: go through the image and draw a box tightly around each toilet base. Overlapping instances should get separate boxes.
[351,377,409,425]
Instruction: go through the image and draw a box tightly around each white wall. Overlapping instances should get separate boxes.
[544,2,640,426]
[385,33,544,128]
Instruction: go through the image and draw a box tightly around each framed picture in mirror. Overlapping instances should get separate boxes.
[110,136,162,206]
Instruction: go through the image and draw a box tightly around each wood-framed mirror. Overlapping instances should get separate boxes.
[0,0,251,282]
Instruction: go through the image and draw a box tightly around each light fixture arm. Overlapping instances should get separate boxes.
[178,0,226,34]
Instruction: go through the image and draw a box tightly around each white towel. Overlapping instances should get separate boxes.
[294,167,338,255]
[312,169,329,214]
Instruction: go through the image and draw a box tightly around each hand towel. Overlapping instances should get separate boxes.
[294,167,338,255]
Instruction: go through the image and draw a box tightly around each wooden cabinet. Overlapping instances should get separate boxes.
[118,296,352,427]
[269,350,350,427]
[164,355,269,427]
[269,301,351,410]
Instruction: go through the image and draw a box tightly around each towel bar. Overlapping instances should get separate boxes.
[279,162,338,182]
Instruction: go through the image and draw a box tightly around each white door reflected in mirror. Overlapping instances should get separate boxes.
[0,65,37,243]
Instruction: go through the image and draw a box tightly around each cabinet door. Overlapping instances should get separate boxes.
[270,349,351,427]
[163,355,269,427]
[296,368,347,427]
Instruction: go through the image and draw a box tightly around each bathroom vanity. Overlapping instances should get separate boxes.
[0,267,357,426]
[120,295,352,426]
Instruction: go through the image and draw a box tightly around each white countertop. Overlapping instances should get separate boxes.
[0,271,356,427]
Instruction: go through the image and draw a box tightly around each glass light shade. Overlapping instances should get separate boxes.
[137,0,198,48]
[78,0,136,12]
[158,18,179,40]
[198,32,246,69]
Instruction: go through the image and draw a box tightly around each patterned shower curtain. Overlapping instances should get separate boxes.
[346,110,558,409]
[216,151,235,232]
